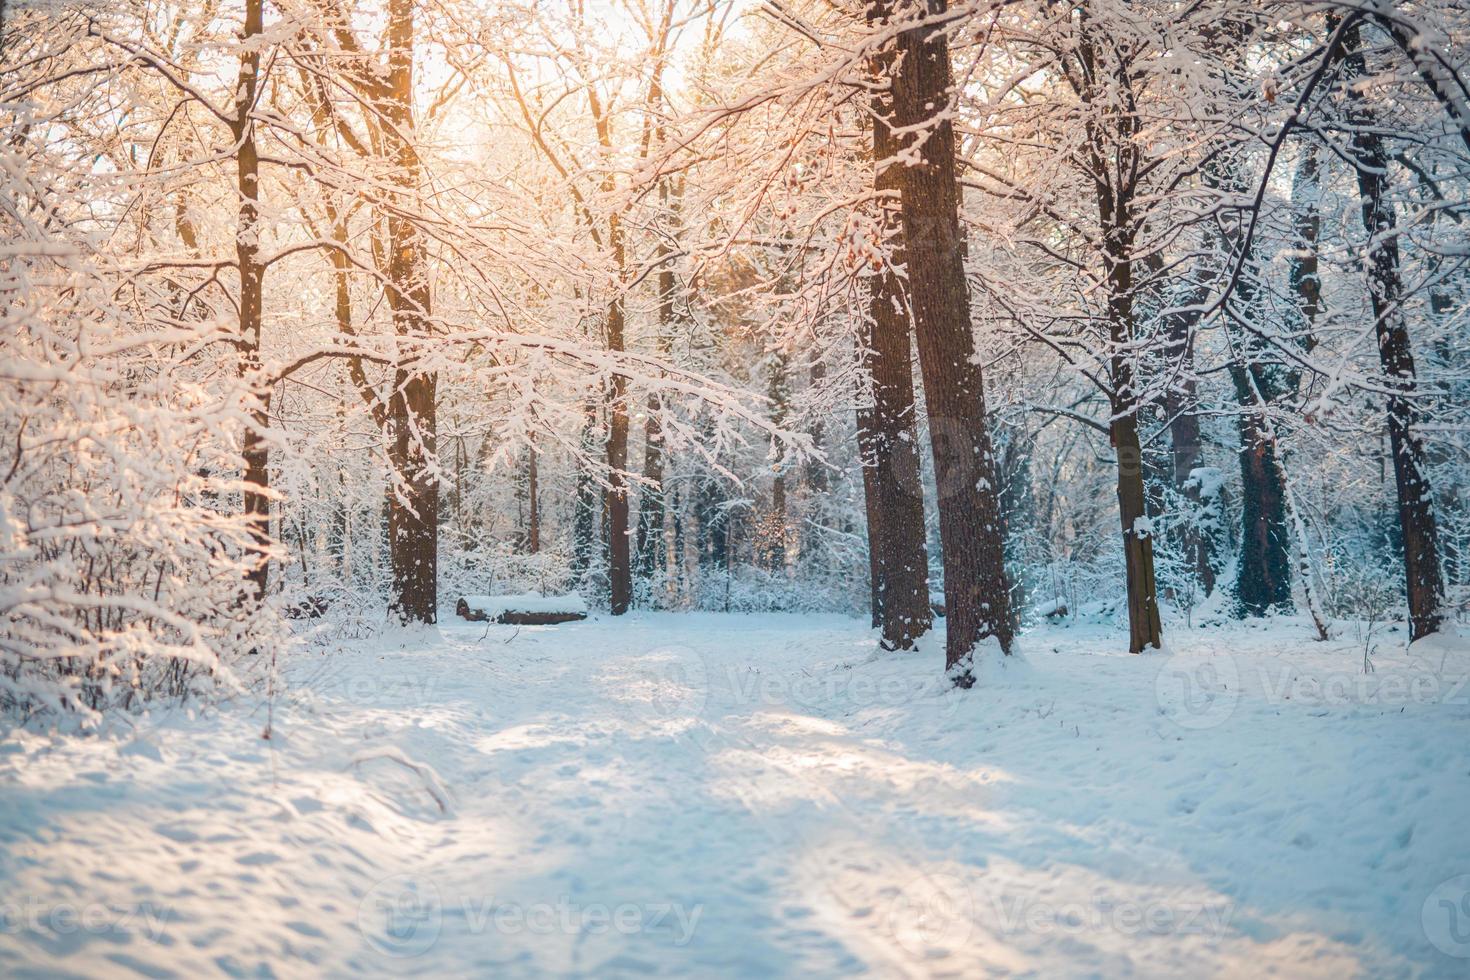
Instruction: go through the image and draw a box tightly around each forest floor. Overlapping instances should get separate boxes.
[1,611,1468,978]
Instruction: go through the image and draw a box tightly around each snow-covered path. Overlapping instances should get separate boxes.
[2,613,1468,977]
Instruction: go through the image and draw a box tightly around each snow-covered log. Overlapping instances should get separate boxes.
[455,594,589,625]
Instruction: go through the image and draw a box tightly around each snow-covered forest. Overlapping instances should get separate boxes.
[2,0,1470,975]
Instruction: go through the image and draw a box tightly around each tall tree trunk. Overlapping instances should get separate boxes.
[634,58,678,597]
[891,0,1014,681]
[634,191,673,586]
[382,0,437,623]
[1227,238,1293,618]
[1235,364,1332,640]
[857,11,933,648]
[605,290,635,617]
[856,306,932,649]
[1228,145,1306,616]
[1342,19,1445,639]
[1160,296,1212,595]
[1230,376,1292,614]
[1077,20,1162,653]
[233,0,269,599]
[604,245,632,615]
[1106,262,1164,653]
[1202,125,1299,619]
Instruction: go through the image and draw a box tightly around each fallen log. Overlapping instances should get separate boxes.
[456,593,589,625]
[1035,596,1069,621]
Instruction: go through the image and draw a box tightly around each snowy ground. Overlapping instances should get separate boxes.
[2,611,1469,978]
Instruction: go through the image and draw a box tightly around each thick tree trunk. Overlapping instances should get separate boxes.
[859,0,932,650]
[385,371,437,623]
[1113,408,1163,653]
[891,0,1014,681]
[1204,145,1297,618]
[382,0,437,623]
[856,309,932,649]
[1231,383,1293,614]
[1343,20,1444,639]
[1104,252,1163,652]
[234,0,270,600]
[1232,141,1325,619]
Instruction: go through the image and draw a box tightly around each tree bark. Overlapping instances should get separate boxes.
[381,0,437,624]
[1342,19,1445,639]
[1160,295,1212,594]
[856,309,933,649]
[1232,140,1326,618]
[1106,270,1164,653]
[891,0,1014,681]
[858,0,932,650]
[1287,141,1323,371]
[526,439,540,554]
[759,351,791,574]
[574,398,600,582]
[233,0,269,600]
[1231,382,1292,614]
[635,185,675,586]
[604,271,632,615]
[1076,19,1162,653]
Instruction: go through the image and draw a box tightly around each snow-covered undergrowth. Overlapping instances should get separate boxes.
[1,613,1467,977]
[0,152,277,722]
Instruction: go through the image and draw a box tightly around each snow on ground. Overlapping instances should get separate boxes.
[1,612,1469,978]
